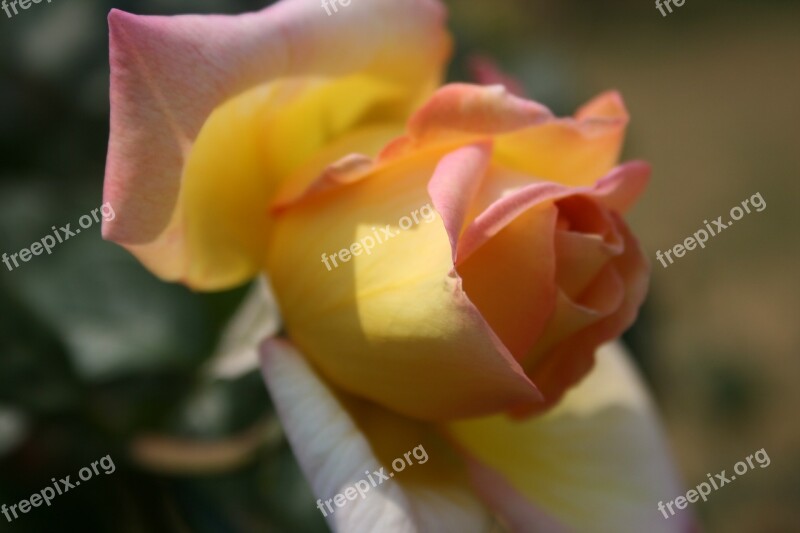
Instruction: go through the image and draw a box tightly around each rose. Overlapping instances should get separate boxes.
[265,83,651,419]
[103,1,690,530]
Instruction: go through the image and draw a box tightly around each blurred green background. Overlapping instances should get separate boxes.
[1,0,798,531]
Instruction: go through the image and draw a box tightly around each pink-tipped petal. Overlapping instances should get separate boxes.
[103,0,450,289]
[407,83,553,145]
[427,143,493,261]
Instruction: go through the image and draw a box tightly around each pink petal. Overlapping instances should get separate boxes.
[427,143,493,261]
[103,0,449,245]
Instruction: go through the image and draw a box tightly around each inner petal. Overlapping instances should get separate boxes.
[457,202,559,361]
[553,195,624,301]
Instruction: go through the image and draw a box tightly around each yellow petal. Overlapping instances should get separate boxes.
[446,342,694,532]
[494,91,630,186]
[265,151,540,420]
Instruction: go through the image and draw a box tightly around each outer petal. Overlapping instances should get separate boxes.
[103,0,450,289]
[446,342,695,533]
[260,338,496,533]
